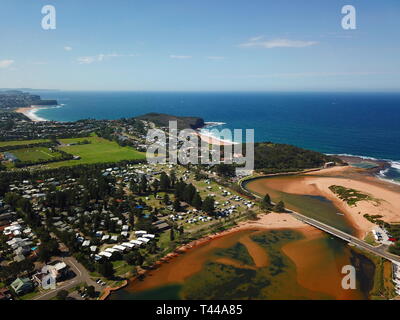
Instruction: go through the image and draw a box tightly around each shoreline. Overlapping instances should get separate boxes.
[196,130,236,146]
[244,166,400,239]
[15,105,58,122]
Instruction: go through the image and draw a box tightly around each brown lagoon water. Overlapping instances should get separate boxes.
[110,175,375,300]
[110,228,375,300]
[244,175,356,235]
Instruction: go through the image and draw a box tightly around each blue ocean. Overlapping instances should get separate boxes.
[34,91,400,182]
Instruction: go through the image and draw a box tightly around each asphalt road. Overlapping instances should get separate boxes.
[288,210,400,264]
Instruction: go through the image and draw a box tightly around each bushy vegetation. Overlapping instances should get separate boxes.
[135,113,205,130]
[329,185,377,207]
[253,142,342,173]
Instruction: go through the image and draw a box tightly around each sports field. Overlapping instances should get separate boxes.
[0,139,50,148]
[11,147,62,162]
[47,136,146,168]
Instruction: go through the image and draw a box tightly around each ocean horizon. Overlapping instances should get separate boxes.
[33,91,400,183]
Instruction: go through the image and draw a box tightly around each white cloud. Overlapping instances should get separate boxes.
[249,35,264,42]
[0,60,14,69]
[239,37,318,49]
[77,53,136,64]
[206,56,225,60]
[64,46,73,51]
[170,55,192,59]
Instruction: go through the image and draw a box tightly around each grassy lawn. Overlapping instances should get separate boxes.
[112,260,134,277]
[46,136,146,168]
[11,147,62,162]
[0,139,49,147]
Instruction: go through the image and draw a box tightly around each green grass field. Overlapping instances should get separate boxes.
[0,139,50,147]
[11,147,62,162]
[47,136,145,168]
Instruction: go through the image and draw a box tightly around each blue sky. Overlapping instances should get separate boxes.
[0,0,399,91]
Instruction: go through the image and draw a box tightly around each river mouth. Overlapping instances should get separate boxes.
[109,228,374,300]
[243,175,357,235]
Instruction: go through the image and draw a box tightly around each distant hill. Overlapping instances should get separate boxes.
[136,113,205,130]
[0,91,58,109]
[253,142,343,173]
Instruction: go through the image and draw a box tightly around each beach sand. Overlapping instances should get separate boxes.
[16,106,47,122]
[196,130,236,146]
[266,166,400,238]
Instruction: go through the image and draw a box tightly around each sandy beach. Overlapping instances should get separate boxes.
[16,106,48,122]
[264,166,400,239]
[196,130,236,146]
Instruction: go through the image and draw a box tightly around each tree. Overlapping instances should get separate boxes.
[160,172,171,191]
[148,241,157,254]
[152,179,160,193]
[37,239,60,263]
[183,184,196,204]
[273,201,286,213]
[86,285,96,298]
[163,193,170,205]
[124,251,144,266]
[173,198,181,212]
[124,252,137,265]
[97,261,114,279]
[56,290,69,300]
[3,192,21,209]
[202,196,215,214]
[389,241,400,256]
[245,210,258,220]
[192,193,203,210]
[170,228,175,241]
[170,170,176,187]
[216,164,235,177]
[139,176,148,194]
[261,194,272,211]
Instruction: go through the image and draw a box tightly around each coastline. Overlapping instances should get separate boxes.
[15,105,57,122]
[196,129,237,146]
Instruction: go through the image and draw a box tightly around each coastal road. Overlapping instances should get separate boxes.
[288,210,400,264]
